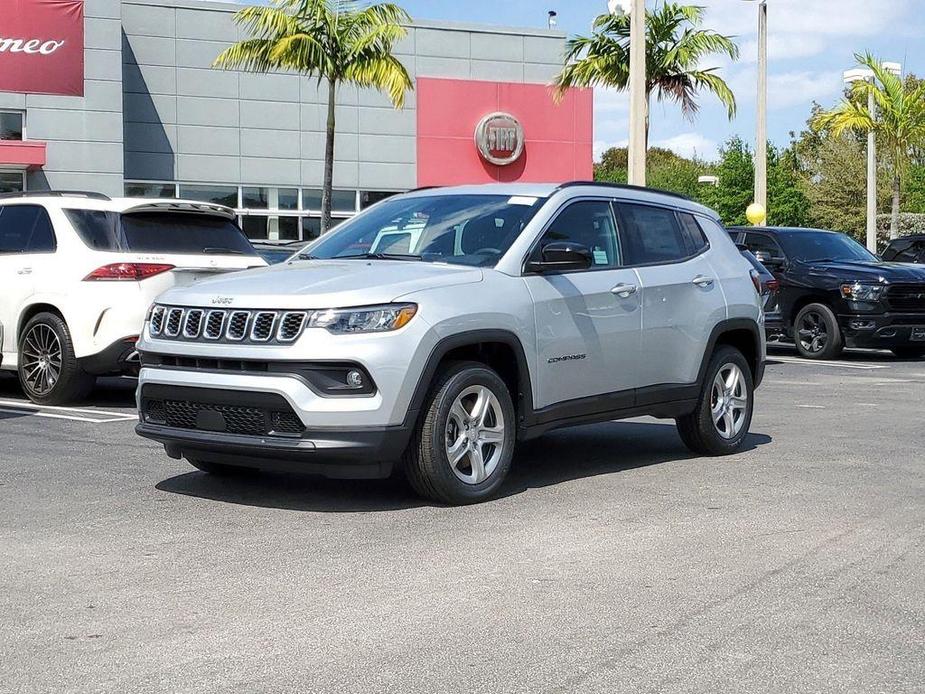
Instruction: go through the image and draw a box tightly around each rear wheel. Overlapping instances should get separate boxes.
[676,346,754,456]
[891,346,925,359]
[18,312,95,405]
[403,361,516,505]
[794,303,843,360]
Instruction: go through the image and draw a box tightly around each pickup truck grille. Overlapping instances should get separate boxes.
[886,285,925,313]
[149,305,310,344]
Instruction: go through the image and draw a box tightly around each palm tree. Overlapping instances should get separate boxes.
[553,3,738,149]
[214,0,413,233]
[813,53,925,240]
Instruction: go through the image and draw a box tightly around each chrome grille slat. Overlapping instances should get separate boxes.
[149,305,308,344]
[164,308,184,337]
[226,311,251,341]
[183,309,204,338]
[150,306,166,335]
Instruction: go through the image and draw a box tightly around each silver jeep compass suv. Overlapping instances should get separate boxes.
[136,183,765,504]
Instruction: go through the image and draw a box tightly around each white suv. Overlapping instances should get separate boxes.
[0,192,265,404]
[136,183,765,505]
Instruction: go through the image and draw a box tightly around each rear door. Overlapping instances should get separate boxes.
[616,202,726,390]
[523,199,643,409]
[0,204,57,361]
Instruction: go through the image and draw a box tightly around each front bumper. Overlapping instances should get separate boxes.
[79,337,140,375]
[838,313,925,348]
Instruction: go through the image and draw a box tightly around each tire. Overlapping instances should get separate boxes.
[17,312,95,406]
[676,345,754,456]
[793,303,844,360]
[891,346,925,359]
[403,361,516,505]
[187,458,251,476]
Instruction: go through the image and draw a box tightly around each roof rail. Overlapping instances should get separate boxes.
[0,190,112,201]
[554,181,692,202]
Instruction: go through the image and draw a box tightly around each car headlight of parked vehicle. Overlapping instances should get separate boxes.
[840,282,884,302]
[308,303,418,334]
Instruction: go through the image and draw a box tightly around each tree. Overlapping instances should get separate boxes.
[214,0,413,233]
[813,53,925,239]
[553,3,738,148]
[594,145,707,200]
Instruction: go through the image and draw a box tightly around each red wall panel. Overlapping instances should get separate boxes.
[416,77,593,186]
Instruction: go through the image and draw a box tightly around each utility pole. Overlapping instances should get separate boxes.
[755,0,767,225]
[627,0,647,185]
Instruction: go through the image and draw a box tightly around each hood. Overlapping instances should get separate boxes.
[155,259,484,309]
[803,259,925,283]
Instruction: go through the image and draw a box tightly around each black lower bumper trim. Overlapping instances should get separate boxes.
[838,314,925,348]
[79,337,139,376]
[136,422,410,479]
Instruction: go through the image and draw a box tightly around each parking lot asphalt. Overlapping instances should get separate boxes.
[2,347,924,694]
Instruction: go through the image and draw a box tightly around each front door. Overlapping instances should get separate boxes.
[522,199,642,409]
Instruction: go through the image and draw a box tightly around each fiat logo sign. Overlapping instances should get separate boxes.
[474,112,525,166]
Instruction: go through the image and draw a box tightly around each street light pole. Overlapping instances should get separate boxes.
[755,0,767,226]
[627,0,647,185]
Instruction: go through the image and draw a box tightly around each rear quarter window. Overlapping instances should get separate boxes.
[65,209,257,255]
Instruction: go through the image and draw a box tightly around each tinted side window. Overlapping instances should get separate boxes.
[678,213,708,254]
[535,200,621,269]
[617,203,687,265]
[743,232,785,261]
[0,204,56,254]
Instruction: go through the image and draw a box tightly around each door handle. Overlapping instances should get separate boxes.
[611,283,638,298]
[17,267,32,275]
[692,275,714,288]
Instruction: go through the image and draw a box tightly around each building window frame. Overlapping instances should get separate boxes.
[0,170,27,194]
[0,110,25,141]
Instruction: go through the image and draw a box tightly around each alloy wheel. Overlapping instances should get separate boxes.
[21,324,63,396]
[710,363,748,440]
[444,385,506,485]
[798,311,828,354]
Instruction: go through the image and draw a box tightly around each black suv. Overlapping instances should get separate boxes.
[882,234,925,264]
[729,226,925,359]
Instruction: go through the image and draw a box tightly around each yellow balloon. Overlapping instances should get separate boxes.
[746,203,767,226]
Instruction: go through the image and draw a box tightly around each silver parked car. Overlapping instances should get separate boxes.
[136,183,765,504]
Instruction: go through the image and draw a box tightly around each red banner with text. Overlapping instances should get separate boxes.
[0,0,85,96]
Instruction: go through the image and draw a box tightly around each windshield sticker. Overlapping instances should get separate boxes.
[507,196,538,206]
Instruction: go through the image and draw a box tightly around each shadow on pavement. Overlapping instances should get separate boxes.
[155,420,772,513]
[0,373,136,409]
[767,342,924,364]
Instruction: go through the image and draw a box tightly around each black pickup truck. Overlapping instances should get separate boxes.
[729,226,925,360]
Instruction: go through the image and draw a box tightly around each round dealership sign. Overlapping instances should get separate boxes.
[474,112,525,166]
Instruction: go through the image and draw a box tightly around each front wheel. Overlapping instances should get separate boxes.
[18,312,95,405]
[676,345,754,456]
[403,361,516,505]
[794,303,843,360]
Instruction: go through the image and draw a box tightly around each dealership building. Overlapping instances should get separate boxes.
[0,0,592,241]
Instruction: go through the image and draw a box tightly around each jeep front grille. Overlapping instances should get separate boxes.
[148,305,310,344]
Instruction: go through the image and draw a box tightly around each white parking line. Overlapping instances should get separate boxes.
[0,399,137,423]
[772,357,889,370]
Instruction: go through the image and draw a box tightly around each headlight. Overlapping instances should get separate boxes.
[840,282,884,302]
[308,303,418,334]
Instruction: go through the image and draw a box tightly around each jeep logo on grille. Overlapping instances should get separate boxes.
[475,112,524,166]
[211,296,234,305]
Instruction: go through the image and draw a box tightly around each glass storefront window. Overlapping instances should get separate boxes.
[0,171,24,194]
[241,216,268,240]
[125,182,177,198]
[361,191,398,209]
[179,184,238,208]
[301,217,322,241]
[278,188,299,211]
[278,216,300,240]
[303,189,356,213]
[241,186,269,209]
[0,112,23,141]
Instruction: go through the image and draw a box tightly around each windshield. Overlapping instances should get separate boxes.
[778,231,878,263]
[306,194,545,267]
[65,209,258,255]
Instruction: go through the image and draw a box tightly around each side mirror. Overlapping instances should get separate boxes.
[527,241,593,273]
[754,250,785,270]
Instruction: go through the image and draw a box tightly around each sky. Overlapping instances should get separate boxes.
[397,0,925,162]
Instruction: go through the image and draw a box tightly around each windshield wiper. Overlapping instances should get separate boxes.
[339,252,423,261]
[202,247,245,255]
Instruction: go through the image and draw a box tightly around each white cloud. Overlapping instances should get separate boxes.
[727,67,844,111]
[652,133,718,160]
[593,138,627,161]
